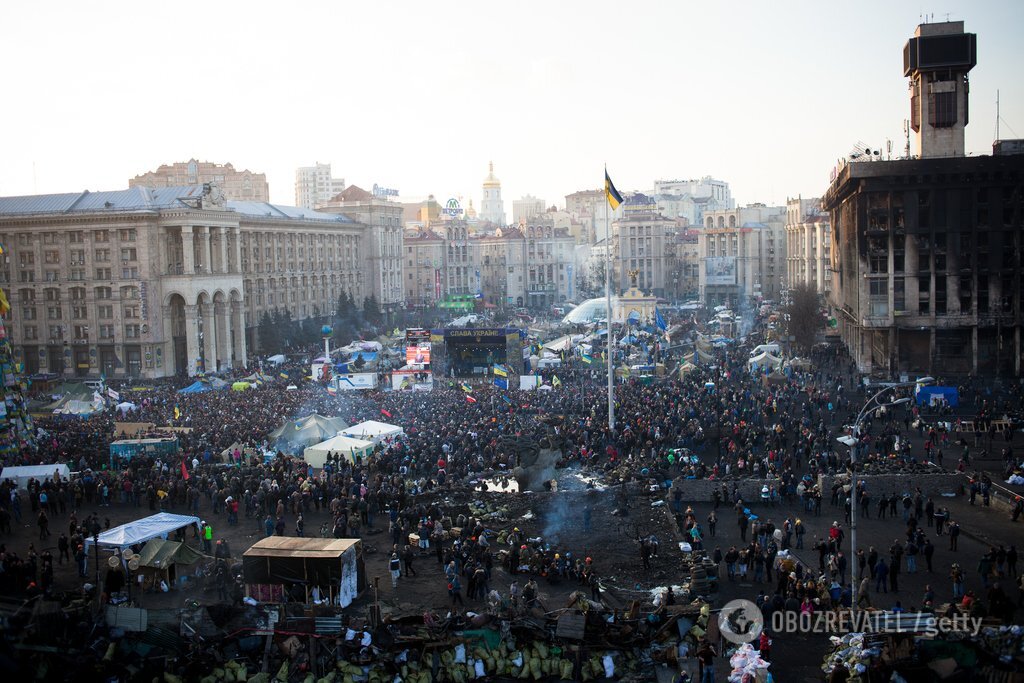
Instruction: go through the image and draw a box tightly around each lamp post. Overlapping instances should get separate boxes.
[841,377,933,613]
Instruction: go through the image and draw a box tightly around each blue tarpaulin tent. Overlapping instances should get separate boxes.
[177,381,211,394]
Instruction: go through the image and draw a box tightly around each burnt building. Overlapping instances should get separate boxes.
[824,21,1024,377]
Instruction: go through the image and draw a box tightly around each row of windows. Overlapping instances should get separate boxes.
[13,229,137,246]
[15,267,139,283]
[19,323,138,341]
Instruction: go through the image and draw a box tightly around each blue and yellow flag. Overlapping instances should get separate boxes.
[279,372,289,380]
[173,406,181,420]
[493,364,508,378]
[605,169,623,210]
[580,354,593,365]
[501,394,513,405]
[460,382,473,393]
[552,375,562,387]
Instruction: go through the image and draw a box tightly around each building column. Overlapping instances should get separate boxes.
[214,302,230,372]
[232,226,242,274]
[202,228,214,274]
[184,304,200,376]
[161,305,174,376]
[181,227,195,275]
[200,303,216,373]
[231,301,247,368]
[1015,325,1021,378]
[971,326,979,376]
[218,227,229,274]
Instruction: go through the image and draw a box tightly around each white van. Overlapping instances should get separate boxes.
[749,343,781,358]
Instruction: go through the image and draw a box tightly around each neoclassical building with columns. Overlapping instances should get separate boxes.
[0,183,369,378]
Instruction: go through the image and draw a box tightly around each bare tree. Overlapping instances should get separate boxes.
[785,283,821,354]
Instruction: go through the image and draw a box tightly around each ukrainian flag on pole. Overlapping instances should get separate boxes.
[605,168,623,209]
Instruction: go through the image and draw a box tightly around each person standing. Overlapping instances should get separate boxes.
[389,552,402,589]
[448,575,464,607]
[707,511,718,537]
[37,510,51,540]
[402,544,417,577]
[948,521,960,551]
[697,639,717,683]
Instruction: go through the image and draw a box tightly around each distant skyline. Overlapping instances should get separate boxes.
[1,0,1021,212]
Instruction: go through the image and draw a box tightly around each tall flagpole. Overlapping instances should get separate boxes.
[605,170,615,431]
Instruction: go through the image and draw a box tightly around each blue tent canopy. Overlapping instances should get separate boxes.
[177,381,210,394]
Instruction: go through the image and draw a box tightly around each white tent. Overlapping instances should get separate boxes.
[341,420,404,444]
[84,512,202,551]
[303,435,375,468]
[267,354,286,365]
[542,335,577,353]
[0,464,71,489]
[747,352,783,370]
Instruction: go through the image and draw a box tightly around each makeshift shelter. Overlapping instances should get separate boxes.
[266,354,286,365]
[341,420,404,444]
[136,538,204,591]
[0,464,70,489]
[268,414,349,453]
[916,385,959,408]
[303,435,374,468]
[242,537,365,607]
[677,361,697,379]
[231,382,252,391]
[747,352,783,371]
[85,512,201,552]
[177,380,211,395]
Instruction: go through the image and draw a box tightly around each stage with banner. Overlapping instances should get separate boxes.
[433,328,526,377]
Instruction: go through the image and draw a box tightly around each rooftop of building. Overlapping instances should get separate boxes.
[0,185,353,222]
[822,152,1024,210]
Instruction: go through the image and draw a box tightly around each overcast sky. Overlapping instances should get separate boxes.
[1,0,1021,211]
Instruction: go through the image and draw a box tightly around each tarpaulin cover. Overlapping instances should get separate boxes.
[303,435,374,468]
[136,538,204,568]
[85,512,201,551]
[269,414,349,452]
[341,420,403,444]
[0,464,70,489]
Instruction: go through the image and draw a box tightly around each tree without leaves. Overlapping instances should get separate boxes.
[785,283,822,354]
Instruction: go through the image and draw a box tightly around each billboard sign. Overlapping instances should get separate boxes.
[705,256,737,285]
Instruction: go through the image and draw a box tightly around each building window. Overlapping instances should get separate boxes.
[120,248,137,261]
[93,230,109,243]
[928,90,957,128]
[95,287,112,299]
[98,305,113,319]
[96,268,112,280]
[118,229,137,242]
[99,324,115,339]
[47,306,62,320]
[23,326,38,340]
[125,324,141,339]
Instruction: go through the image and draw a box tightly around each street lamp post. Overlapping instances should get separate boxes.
[842,377,933,613]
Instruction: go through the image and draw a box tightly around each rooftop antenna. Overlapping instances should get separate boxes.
[996,90,1000,142]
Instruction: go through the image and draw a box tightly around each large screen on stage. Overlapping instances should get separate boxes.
[405,328,431,365]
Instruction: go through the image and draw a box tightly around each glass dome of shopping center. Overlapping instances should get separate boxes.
[561,297,617,324]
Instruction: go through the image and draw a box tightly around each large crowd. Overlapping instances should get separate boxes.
[1,312,1023,664]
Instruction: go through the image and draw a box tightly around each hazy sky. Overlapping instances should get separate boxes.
[2,0,1021,211]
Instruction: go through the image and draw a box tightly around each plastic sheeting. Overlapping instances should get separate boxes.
[0,463,70,489]
[341,420,403,444]
[85,512,201,551]
[303,435,374,467]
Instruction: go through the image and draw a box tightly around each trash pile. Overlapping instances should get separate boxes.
[727,643,771,683]
[821,633,884,680]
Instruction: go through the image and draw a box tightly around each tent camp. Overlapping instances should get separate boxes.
[341,420,403,444]
[266,354,286,365]
[243,537,365,607]
[85,512,201,552]
[269,414,349,453]
[136,538,204,591]
[0,464,70,489]
[303,435,375,468]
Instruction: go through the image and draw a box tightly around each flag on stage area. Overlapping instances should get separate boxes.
[605,168,623,209]
[580,354,593,365]
[552,375,562,387]
[279,372,289,380]
[180,460,189,481]
[381,408,393,419]
[492,364,508,377]
[461,382,473,393]
[493,378,508,390]
[173,405,181,420]
[327,386,337,396]
[655,308,667,331]
[501,394,513,405]
[466,395,477,403]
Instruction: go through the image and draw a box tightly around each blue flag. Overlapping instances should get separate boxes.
[655,308,667,331]
[501,394,513,405]
[493,378,508,390]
